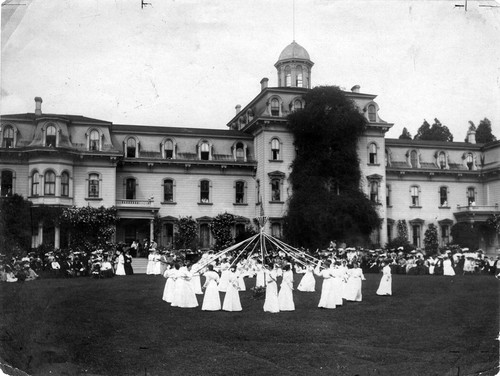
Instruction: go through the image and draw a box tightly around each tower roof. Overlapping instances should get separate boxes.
[277,41,311,62]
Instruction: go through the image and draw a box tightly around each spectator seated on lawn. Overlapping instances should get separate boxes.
[100,257,114,278]
[50,258,62,277]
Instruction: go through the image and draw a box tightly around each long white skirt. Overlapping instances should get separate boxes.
[345,277,363,301]
[376,275,392,296]
[222,284,242,312]
[263,281,280,313]
[318,278,336,309]
[192,275,203,294]
[172,279,198,308]
[202,280,221,311]
[278,283,295,311]
[297,271,315,292]
[162,278,175,303]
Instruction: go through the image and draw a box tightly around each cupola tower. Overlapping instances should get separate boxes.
[275,41,314,88]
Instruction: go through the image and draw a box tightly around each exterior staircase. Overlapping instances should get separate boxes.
[131,257,148,274]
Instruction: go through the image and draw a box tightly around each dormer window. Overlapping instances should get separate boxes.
[368,105,376,122]
[466,153,474,170]
[126,138,136,158]
[2,126,14,148]
[200,142,210,160]
[410,150,419,168]
[89,130,100,151]
[271,98,280,116]
[235,142,245,161]
[438,152,447,169]
[164,139,174,159]
[46,124,57,147]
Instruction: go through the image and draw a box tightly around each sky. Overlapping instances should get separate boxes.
[1,0,499,141]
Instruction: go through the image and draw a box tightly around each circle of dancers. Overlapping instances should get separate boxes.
[160,251,392,312]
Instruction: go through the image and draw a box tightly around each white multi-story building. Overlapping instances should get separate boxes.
[1,42,498,254]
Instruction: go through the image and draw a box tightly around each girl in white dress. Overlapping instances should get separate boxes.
[162,263,176,303]
[255,261,266,288]
[153,251,162,275]
[315,260,336,309]
[345,262,365,302]
[263,264,280,313]
[218,259,231,292]
[115,251,126,276]
[331,262,344,306]
[222,267,242,312]
[376,261,392,296]
[202,265,221,311]
[236,262,247,291]
[171,265,198,308]
[443,256,456,276]
[190,262,203,295]
[297,264,316,292]
[278,264,295,311]
[146,250,155,275]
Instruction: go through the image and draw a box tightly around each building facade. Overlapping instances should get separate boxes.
[1,42,499,254]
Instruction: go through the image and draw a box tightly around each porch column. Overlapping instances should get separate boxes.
[150,219,154,242]
[54,224,60,249]
[37,221,43,247]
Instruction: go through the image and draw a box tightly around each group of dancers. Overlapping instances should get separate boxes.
[160,253,393,312]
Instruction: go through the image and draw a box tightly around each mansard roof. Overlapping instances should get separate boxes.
[0,112,112,125]
[112,123,252,139]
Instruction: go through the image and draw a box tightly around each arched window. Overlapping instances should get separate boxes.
[46,124,57,147]
[293,99,303,111]
[32,171,40,196]
[410,150,418,168]
[164,139,174,159]
[88,173,100,198]
[2,126,14,148]
[163,179,174,202]
[271,138,280,160]
[61,172,70,197]
[235,142,245,161]
[270,98,280,117]
[126,138,136,158]
[467,187,476,205]
[235,181,245,204]
[126,178,136,199]
[285,65,291,87]
[200,142,210,160]
[44,170,56,195]
[200,180,210,203]
[439,186,448,206]
[89,130,100,151]
[295,65,303,87]
[368,143,377,164]
[466,153,474,170]
[368,105,376,122]
[438,152,447,169]
[410,185,420,206]
[1,170,13,196]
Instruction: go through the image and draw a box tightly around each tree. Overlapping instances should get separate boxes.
[209,212,235,251]
[0,194,32,257]
[398,127,412,140]
[175,216,198,249]
[284,86,381,248]
[423,223,439,255]
[475,118,497,143]
[414,118,453,142]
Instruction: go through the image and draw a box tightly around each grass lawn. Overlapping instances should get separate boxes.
[0,273,498,376]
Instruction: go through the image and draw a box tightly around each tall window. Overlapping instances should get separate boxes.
[439,186,448,206]
[285,65,291,87]
[385,149,390,167]
[369,143,377,164]
[32,171,40,196]
[466,153,474,170]
[89,130,100,151]
[61,172,69,197]
[410,186,419,206]
[293,100,302,111]
[410,150,418,168]
[44,170,56,195]
[200,142,210,160]
[467,187,476,205]
[368,105,376,122]
[271,179,281,201]
[164,223,174,247]
[200,180,210,203]
[2,126,14,148]
[270,98,280,116]
[88,173,100,198]
[235,142,244,161]
[441,225,450,245]
[46,125,57,147]
[163,179,174,202]
[295,65,303,87]
[412,225,421,247]
[126,138,136,158]
[126,178,136,200]
[1,171,13,196]
[271,222,282,238]
[235,181,245,204]
[386,185,391,206]
[438,152,446,169]
[164,139,174,159]
[271,138,280,160]
[370,181,379,203]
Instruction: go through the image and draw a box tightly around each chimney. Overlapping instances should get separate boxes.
[260,77,269,91]
[34,97,43,115]
[467,129,476,144]
[235,104,241,114]
[351,85,360,93]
